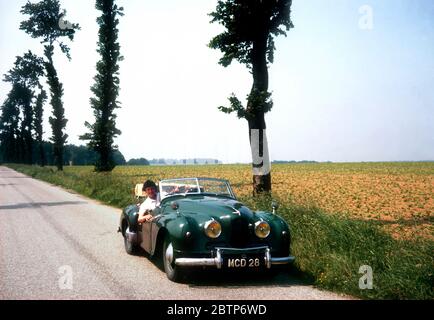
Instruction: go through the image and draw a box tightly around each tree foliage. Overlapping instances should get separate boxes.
[209,0,294,193]
[0,92,21,163]
[126,158,150,166]
[80,0,123,172]
[44,44,68,171]
[0,52,44,164]
[209,0,293,69]
[209,0,293,120]
[20,0,78,60]
[34,87,48,166]
[20,0,79,170]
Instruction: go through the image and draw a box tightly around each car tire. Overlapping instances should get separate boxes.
[124,226,138,255]
[163,235,184,282]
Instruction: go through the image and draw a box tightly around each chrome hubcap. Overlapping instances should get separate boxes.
[165,243,174,266]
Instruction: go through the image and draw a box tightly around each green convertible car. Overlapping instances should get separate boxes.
[119,177,295,282]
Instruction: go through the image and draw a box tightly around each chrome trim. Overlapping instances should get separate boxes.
[254,220,271,239]
[215,245,268,252]
[204,220,222,238]
[159,177,236,200]
[216,248,222,269]
[175,256,222,267]
[125,227,137,243]
[265,248,271,269]
[271,256,295,265]
[174,246,294,268]
[166,243,174,265]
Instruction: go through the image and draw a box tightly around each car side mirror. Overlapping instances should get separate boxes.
[272,200,279,214]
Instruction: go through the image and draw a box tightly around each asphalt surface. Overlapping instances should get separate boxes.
[0,166,351,300]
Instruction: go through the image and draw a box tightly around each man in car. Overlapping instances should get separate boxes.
[137,180,161,224]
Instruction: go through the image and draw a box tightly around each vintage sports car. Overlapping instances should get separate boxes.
[119,177,295,282]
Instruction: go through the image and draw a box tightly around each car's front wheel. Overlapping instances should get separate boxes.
[163,235,185,282]
[124,226,138,255]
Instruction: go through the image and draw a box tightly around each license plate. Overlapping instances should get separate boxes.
[224,255,265,268]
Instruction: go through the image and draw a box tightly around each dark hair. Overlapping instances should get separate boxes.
[142,180,157,190]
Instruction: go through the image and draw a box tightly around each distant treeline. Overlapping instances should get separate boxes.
[126,158,150,166]
[0,142,126,166]
[125,158,221,166]
[148,158,220,165]
[272,160,327,164]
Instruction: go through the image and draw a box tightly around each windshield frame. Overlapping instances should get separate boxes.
[159,177,236,200]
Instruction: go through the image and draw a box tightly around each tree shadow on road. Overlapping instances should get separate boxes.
[0,201,87,210]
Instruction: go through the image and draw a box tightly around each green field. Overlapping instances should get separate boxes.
[7,162,434,299]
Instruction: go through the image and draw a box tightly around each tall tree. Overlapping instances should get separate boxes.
[209,0,294,194]
[34,86,48,166]
[80,0,123,172]
[20,0,79,170]
[2,51,45,164]
[0,92,20,163]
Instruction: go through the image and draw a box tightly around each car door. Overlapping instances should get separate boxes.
[140,207,162,254]
[140,219,152,253]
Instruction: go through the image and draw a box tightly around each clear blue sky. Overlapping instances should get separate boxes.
[1,0,433,163]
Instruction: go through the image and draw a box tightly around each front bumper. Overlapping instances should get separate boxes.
[175,246,295,269]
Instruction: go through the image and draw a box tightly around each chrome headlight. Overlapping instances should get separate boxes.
[255,221,270,238]
[204,220,221,239]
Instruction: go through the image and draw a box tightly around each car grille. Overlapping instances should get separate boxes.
[229,217,251,248]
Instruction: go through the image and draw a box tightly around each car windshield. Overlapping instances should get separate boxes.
[159,178,235,200]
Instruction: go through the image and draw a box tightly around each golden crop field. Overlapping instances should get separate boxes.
[64,162,434,240]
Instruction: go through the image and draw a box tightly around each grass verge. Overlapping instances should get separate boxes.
[244,195,433,299]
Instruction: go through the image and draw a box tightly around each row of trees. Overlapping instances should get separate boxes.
[0,51,45,165]
[0,0,123,172]
[0,142,125,166]
[1,0,294,194]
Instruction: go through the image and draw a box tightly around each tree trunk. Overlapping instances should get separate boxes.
[247,34,272,194]
[22,95,33,165]
[248,120,271,194]
[39,142,46,167]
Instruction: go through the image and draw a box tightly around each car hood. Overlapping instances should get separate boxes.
[176,196,248,216]
[172,195,257,222]
[160,195,288,250]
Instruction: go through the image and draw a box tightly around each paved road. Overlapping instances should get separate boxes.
[0,166,351,300]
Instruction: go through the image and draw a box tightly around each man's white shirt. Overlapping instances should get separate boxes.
[138,193,161,215]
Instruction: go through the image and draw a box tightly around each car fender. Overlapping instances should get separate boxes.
[255,211,291,255]
[155,213,193,251]
[121,204,139,233]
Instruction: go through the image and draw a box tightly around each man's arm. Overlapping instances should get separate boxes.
[138,210,153,223]
[138,200,153,223]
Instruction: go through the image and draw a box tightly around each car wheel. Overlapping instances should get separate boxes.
[163,236,184,282]
[124,226,138,255]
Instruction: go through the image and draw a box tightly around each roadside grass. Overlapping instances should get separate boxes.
[8,164,135,208]
[244,195,434,300]
[6,164,434,299]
